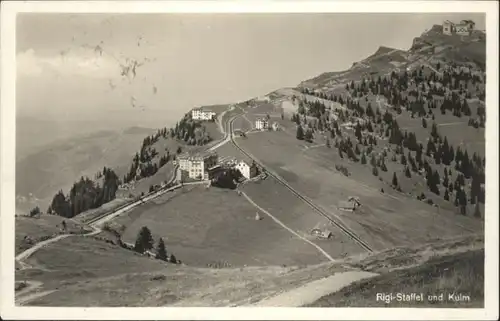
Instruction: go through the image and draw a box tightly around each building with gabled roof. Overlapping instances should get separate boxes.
[338,197,361,212]
[311,222,333,239]
[443,20,454,35]
[192,108,216,121]
[255,118,269,131]
[175,151,218,180]
[442,19,475,36]
[234,160,258,180]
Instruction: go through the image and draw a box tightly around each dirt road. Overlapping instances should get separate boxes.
[250,271,378,307]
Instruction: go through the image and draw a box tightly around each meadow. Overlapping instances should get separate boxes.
[237,127,483,251]
[308,249,484,308]
[15,215,91,255]
[113,185,331,267]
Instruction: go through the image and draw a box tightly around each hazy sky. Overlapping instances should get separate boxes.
[16,13,485,127]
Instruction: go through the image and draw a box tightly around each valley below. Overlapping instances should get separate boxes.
[12,20,488,309]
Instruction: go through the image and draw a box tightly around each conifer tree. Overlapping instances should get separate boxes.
[392,172,398,187]
[405,166,411,178]
[361,152,367,165]
[431,122,439,138]
[156,238,168,261]
[134,226,154,254]
[296,125,305,140]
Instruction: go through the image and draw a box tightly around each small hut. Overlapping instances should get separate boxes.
[310,222,332,239]
[255,212,262,221]
[338,196,361,212]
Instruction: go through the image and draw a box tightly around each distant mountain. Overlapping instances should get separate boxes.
[15,127,155,213]
[297,24,485,90]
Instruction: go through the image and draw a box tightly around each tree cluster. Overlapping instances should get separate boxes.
[133,226,178,263]
[49,167,119,218]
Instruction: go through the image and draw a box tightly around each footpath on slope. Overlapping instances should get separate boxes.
[240,191,335,263]
[249,270,378,307]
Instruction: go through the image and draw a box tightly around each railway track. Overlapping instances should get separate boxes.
[229,118,374,253]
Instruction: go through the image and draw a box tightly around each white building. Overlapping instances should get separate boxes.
[442,19,475,36]
[234,160,258,180]
[443,20,453,35]
[255,118,269,131]
[455,21,471,36]
[176,151,219,180]
[192,108,216,121]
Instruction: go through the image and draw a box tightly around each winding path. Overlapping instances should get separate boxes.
[240,192,335,263]
[15,104,237,272]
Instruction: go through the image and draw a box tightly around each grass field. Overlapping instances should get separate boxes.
[20,235,346,307]
[303,142,484,216]
[202,121,224,142]
[393,106,485,157]
[72,197,132,224]
[214,140,253,164]
[307,249,484,308]
[15,215,91,255]
[231,114,253,133]
[241,177,366,257]
[237,128,483,251]
[16,236,172,305]
[112,184,330,267]
[18,230,481,307]
[126,162,176,197]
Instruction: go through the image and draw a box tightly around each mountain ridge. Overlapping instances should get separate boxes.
[296,25,485,90]
[15,21,487,308]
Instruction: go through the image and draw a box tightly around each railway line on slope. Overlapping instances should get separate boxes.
[228,116,374,253]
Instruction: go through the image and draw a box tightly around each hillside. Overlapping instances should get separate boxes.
[14,21,487,308]
[15,228,483,306]
[15,127,155,213]
[116,109,225,197]
[16,104,226,217]
[263,22,486,220]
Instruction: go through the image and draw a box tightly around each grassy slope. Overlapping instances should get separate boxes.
[242,28,486,251]
[118,118,224,198]
[241,177,365,257]
[15,215,92,256]
[308,249,484,308]
[236,125,483,251]
[17,232,482,307]
[113,185,329,267]
[71,198,132,224]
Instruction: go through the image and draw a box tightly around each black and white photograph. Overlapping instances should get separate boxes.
[1,1,498,320]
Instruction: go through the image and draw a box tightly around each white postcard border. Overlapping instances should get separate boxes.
[1,1,498,320]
